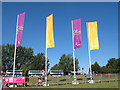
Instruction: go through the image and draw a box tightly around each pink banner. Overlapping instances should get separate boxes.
[3,77,25,84]
[16,12,25,47]
[73,18,82,49]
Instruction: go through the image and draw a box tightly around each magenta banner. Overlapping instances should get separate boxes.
[16,12,25,47]
[3,77,25,84]
[73,18,82,49]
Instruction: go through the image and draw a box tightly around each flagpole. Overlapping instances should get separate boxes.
[88,48,92,80]
[72,20,76,81]
[45,16,48,85]
[45,48,47,84]
[73,49,76,81]
[13,15,19,78]
[86,22,92,81]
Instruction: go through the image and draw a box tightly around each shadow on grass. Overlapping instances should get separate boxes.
[77,78,83,80]
[60,79,66,81]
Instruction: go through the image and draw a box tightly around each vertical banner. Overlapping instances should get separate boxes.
[45,14,54,85]
[73,18,82,49]
[13,12,25,78]
[16,12,25,47]
[87,21,99,50]
[46,14,54,49]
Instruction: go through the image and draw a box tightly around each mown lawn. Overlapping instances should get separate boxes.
[12,81,119,88]
[27,75,119,85]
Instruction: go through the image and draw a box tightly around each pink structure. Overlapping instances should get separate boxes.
[3,77,25,84]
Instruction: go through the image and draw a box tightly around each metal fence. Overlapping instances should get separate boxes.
[23,73,120,86]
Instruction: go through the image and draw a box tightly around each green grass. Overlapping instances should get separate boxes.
[27,75,119,85]
[13,81,119,88]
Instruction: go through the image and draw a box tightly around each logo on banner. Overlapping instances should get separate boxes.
[48,41,52,46]
[9,78,13,83]
[76,42,80,46]
[18,25,23,31]
[73,29,81,35]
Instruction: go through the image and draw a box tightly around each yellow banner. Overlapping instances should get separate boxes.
[87,21,99,50]
[46,14,55,49]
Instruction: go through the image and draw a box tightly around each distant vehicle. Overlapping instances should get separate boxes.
[28,70,44,77]
[5,70,23,77]
[50,70,64,76]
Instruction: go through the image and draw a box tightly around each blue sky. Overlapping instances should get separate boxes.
[2,2,118,73]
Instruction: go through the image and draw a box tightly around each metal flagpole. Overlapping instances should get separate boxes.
[45,48,47,84]
[86,22,92,81]
[88,47,92,80]
[45,17,48,86]
[73,49,76,81]
[13,15,19,78]
[72,20,76,81]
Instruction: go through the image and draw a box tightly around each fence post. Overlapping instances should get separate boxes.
[24,77,25,87]
[84,75,85,83]
[109,73,110,83]
[57,76,58,85]
[101,74,102,83]
[114,73,116,82]
[115,73,117,82]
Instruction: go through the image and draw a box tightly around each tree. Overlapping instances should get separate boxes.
[100,66,107,73]
[100,58,120,73]
[2,44,50,76]
[51,54,80,75]
[51,64,59,70]
[16,46,34,70]
[106,58,118,73]
[2,44,34,74]
[91,62,101,73]
[2,44,15,71]
[20,64,31,76]
[30,53,50,71]
[116,58,120,73]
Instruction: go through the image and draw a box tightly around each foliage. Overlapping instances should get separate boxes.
[30,53,49,70]
[106,58,119,73]
[91,62,100,73]
[91,58,120,73]
[2,44,49,76]
[51,54,80,75]
[51,64,59,70]
[2,44,120,76]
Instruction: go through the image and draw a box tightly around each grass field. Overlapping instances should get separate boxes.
[13,81,119,88]
[5,74,119,89]
[27,75,119,85]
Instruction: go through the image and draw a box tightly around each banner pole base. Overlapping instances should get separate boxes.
[88,80,94,83]
[72,80,79,84]
[43,82,49,86]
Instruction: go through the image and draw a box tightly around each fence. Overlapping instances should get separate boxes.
[2,73,120,87]
[24,73,120,86]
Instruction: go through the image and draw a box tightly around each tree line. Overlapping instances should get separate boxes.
[1,44,120,76]
[2,44,49,76]
[91,58,120,74]
[2,44,80,76]
[51,54,80,75]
